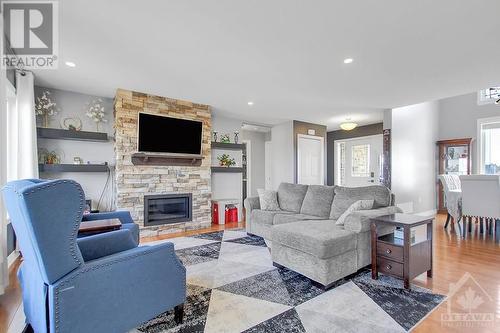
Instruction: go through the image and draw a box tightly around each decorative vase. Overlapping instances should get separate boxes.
[213,131,218,142]
[234,131,239,144]
[43,114,49,128]
[96,122,100,132]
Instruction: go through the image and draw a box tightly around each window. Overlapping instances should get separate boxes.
[478,87,500,105]
[478,117,500,174]
[337,142,346,185]
[352,144,370,177]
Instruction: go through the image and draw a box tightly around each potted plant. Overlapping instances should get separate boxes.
[217,154,236,167]
[220,134,231,143]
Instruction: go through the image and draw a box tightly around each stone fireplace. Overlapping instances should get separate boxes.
[114,89,211,237]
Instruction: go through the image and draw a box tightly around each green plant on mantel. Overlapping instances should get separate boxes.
[217,154,236,167]
[220,134,231,143]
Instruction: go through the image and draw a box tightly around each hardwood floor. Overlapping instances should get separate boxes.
[1,215,498,332]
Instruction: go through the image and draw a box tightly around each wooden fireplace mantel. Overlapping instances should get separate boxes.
[131,153,203,166]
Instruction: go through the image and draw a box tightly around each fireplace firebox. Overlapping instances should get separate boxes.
[144,193,192,226]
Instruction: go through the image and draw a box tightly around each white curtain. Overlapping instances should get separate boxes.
[0,12,8,295]
[0,69,39,294]
[0,12,7,293]
[9,71,39,180]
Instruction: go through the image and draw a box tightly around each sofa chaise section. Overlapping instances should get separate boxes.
[271,220,357,286]
[244,182,402,288]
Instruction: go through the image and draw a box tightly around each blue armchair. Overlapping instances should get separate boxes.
[2,179,186,333]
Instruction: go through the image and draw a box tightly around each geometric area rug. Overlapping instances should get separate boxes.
[131,230,445,333]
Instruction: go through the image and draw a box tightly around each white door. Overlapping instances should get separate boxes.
[297,134,324,185]
[265,141,272,189]
[335,134,383,187]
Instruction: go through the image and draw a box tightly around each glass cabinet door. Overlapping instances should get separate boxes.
[436,138,472,214]
[444,145,469,175]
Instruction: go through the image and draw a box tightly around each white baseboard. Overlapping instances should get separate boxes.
[8,251,20,267]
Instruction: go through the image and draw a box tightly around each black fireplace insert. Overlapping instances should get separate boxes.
[144,193,192,226]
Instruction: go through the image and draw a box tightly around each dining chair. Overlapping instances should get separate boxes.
[439,174,462,228]
[459,175,500,241]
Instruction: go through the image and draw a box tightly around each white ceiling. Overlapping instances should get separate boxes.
[34,0,500,130]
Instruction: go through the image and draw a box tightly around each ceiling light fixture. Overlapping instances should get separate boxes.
[343,58,353,64]
[65,61,76,67]
[247,101,254,106]
[340,119,358,131]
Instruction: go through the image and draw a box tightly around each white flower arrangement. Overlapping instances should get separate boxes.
[86,98,107,130]
[35,91,58,127]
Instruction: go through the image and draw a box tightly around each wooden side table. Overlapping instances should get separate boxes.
[370,213,433,289]
[79,218,122,235]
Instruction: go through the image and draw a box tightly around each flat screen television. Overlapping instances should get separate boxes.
[137,113,203,156]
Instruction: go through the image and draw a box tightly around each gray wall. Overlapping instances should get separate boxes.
[391,101,439,214]
[326,123,383,186]
[270,121,294,189]
[241,130,268,196]
[438,92,500,173]
[34,86,115,211]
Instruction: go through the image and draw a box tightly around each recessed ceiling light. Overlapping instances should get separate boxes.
[247,101,254,106]
[343,58,353,64]
[65,61,76,67]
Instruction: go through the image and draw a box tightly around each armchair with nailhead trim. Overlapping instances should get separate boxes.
[2,179,186,333]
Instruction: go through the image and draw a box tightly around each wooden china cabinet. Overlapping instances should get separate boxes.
[436,138,472,214]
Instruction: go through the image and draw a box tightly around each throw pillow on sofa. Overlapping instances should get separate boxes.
[335,199,374,225]
[330,185,391,220]
[300,185,336,218]
[257,189,280,211]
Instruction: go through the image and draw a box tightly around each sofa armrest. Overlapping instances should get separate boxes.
[244,196,260,234]
[244,196,260,211]
[77,229,137,262]
[244,196,260,218]
[343,206,403,233]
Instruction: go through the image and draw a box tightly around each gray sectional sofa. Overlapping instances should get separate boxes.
[244,182,401,288]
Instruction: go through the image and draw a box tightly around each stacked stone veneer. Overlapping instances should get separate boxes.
[114,89,211,237]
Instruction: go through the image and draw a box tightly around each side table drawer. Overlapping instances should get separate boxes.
[377,257,403,277]
[376,243,403,262]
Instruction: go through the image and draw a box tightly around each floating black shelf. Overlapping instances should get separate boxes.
[38,164,109,173]
[131,153,203,167]
[211,142,246,150]
[37,127,108,142]
[211,166,244,173]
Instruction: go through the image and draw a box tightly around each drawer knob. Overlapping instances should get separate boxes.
[386,264,392,270]
[386,249,392,254]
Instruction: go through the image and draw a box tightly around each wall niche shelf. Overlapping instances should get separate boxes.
[38,163,109,173]
[211,141,247,204]
[131,153,203,167]
[37,127,108,142]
